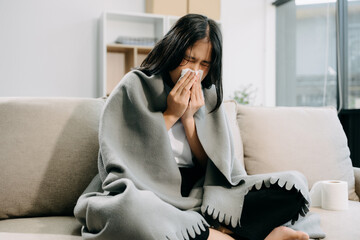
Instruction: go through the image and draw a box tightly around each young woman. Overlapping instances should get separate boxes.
[74,14,322,240]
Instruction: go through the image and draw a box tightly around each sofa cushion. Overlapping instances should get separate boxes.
[237,105,359,201]
[310,201,360,240]
[223,100,244,168]
[0,233,81,240]
[0,216,81,235]
[0,98,105,219]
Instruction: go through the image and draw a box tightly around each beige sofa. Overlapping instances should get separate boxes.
[0,97,359,240]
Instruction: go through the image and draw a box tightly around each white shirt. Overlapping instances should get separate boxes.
[168,120,194,168]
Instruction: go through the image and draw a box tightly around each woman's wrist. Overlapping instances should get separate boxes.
[163,110,180,130]
[181,115,195,127]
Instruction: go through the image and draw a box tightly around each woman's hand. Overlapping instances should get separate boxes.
[181,74,204,121]
[180,75,208,169]
[163,71,197,130]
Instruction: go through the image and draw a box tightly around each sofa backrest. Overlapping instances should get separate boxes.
[2,97,356,220]
[0,98,105,219]
[236,104,359,201]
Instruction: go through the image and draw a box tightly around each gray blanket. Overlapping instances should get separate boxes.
[74,70,325,239]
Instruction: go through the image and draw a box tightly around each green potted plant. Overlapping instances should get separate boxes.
[230,84,256,105]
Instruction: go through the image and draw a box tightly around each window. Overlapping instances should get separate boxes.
[274,0,360,110]
[348,0,360,108]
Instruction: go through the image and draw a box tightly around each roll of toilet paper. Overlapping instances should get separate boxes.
[310,180,348,211]
[322,181,348,210]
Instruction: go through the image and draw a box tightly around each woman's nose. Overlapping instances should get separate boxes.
[190,62,201,72]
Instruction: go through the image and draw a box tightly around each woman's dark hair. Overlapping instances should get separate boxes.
[139,14,223,112]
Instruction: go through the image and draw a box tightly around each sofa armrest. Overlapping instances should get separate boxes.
[354,167,360,200]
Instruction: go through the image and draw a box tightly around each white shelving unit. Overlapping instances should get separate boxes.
[99,11,180,96]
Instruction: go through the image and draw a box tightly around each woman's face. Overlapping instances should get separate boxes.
[169,38,212,84]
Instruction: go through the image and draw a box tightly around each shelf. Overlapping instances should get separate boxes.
[105,44,153,95]
[106,11,165,23]
[107,44,153,52]
[106,44,152,71]
[100,12,175,96]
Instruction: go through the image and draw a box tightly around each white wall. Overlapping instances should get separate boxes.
[0,0,276,105]
[221,0,276,106]
[0,0,144,97]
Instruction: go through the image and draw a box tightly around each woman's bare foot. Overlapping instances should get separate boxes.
[264,226,309,240]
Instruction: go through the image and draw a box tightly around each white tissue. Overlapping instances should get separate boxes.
[310,180,348,211]
[179,68,204,82]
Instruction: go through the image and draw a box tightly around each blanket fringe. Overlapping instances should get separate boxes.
[166,218,209,240]
[201,175,310,229]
